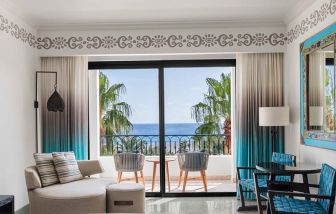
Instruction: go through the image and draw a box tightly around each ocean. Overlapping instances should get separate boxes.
[132,123,198,135]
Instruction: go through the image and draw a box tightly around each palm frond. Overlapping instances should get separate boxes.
[192,73,231,135]
[99,72,133,135]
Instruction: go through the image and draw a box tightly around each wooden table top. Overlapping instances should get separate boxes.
[256,162,321,174]
[145,157,176,163]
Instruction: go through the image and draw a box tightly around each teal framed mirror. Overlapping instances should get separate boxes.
[300,23,336,149]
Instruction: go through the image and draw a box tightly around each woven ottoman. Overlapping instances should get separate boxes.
[107,183,145,213]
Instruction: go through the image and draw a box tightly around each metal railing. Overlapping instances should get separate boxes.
[100,134,231,156]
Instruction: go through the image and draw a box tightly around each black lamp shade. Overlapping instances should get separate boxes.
[47,90,65,112]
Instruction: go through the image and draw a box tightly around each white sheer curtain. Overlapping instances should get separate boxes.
[39,56,89,159]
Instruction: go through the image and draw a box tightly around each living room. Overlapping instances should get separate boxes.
[0,0,335,213]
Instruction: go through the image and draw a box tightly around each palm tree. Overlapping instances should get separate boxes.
[191,73,231,154]
[99,72,133,136]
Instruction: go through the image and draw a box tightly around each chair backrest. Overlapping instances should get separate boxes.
[177,152,209,171]
[113,152,145,172]
[317,164,336,213]
[271,152,296,164]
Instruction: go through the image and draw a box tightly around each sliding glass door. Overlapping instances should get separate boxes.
[164,66,234,194]
[90,60,235,196]
[98,68,161,193]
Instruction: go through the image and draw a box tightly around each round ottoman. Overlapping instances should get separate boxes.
[107,183,145,213]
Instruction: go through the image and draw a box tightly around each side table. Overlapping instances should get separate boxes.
[0,195,14,214]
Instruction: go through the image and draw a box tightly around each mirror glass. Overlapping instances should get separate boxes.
[307,42,335,133]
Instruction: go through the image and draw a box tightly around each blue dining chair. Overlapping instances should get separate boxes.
[268,163,336,214]
[237,152,296,213]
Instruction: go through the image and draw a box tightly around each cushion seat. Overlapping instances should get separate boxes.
[240,178,267,191]
[29,178,116,214]
[33,178,115,199]
[273,196,327,214]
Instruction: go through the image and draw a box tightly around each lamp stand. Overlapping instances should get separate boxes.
[34,71,58,153]
[271,127,277,153]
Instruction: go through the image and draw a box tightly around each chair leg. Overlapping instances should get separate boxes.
[201,170,208,192]
[204,170,208,187]
[117,171,123,183]
[254,183,263,214]
[117,172,120,183]
[238,183,246,207]
[182,171,188,192]
[134,171,139,183]
[140,170,145,186]
[178,170,183,188]
[165,162,171,192]
[151,162,157,192]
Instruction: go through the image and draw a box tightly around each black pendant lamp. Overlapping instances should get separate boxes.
[47,84,65,112]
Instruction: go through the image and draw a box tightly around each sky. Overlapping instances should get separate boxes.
[102,67,233,124]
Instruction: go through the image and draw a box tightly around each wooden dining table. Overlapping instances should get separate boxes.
[256,162,321,203]
[146,157,176,192]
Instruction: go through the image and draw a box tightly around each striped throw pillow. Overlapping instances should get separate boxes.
[33,153,59,187]
[52,152,83,184]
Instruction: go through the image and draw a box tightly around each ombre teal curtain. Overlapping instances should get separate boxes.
[39,56,89,160]
[236,53,284,198]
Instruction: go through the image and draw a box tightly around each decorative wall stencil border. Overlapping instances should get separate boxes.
[0,15,36,47]
[286,0,336,43]
[35,33,286,50]
[1,14,286,49]
[0,0,335,49]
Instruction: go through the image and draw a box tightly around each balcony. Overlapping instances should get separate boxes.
[99,134,235,193]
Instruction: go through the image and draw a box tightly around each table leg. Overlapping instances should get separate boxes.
[165,161,171,192]
[266,174,276,214]
[151,162,157,192]
[302,174,310,200]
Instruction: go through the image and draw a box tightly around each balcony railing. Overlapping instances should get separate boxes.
[100,134,231,156]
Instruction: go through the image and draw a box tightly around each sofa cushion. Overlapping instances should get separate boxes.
[53,152,83,184]
[33,178,115,199]
[34,153,59,187]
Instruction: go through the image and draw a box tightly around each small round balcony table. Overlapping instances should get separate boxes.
[146,157,176,192]
[256,162,321,197]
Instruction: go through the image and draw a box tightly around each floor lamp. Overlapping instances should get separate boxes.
[259,107,290,153]
[34,71,65,153]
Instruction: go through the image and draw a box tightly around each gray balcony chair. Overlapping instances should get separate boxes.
[114,152,145,185]
[177,151,210,192]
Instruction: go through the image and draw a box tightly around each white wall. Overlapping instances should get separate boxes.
[284,0,336,178]
[0,7,39,211]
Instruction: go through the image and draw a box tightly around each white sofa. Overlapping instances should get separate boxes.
[25,160,144,214]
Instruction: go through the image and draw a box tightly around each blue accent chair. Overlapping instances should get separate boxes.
[268,163,336,214]
[237,152,296,213]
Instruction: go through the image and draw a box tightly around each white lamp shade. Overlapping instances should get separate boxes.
[259,107,290,126]
[309,106,324,126]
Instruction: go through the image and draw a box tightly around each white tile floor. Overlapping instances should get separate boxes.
[22,197,258,214]
[146,197,258,214]
[117,178,236,193]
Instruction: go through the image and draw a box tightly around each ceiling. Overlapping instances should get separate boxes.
[1,0,316,30]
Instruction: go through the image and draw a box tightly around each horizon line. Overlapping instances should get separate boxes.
[132,122,199,125]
